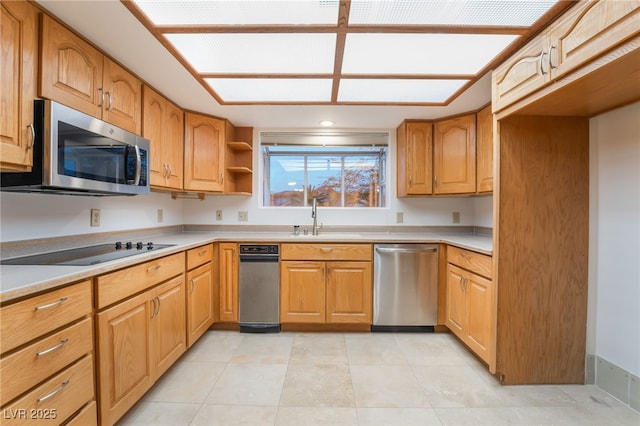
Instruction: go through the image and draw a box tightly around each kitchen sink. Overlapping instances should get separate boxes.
[1,242,175,266]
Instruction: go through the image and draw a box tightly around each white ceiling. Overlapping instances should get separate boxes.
[36,0,527,129]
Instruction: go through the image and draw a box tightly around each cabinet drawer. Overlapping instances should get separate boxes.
[187,244,213,270]
[1,355,94,425]
[0,281,92,354]
[1,317,93,404]
[448,246,492,279]
[96,252,185,308]
[281,244,372,261]
[65,401,97,426]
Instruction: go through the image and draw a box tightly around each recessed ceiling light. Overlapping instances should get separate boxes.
[320,120,334,127]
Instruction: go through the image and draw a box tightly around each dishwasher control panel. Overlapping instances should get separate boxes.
[239,244,279,255]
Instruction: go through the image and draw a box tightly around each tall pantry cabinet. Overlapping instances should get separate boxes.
[489,0,639,384]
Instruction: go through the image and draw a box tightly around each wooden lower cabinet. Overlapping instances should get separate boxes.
[280,244,372,325]
[218,243,238,322]
[326,261,372,324]
[445,247,494,365]
[187,262,215,346]
[1,355,95,426]
[0,280,96,425]
[97,275,186,425]
[280,261,326,323]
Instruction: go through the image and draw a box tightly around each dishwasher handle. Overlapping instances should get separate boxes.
[375,247,437,254]
[239,255,279,263]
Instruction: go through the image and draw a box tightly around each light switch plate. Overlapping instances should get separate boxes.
[238,211,248,222]
[216,210,223,221]
[157,209,163,223]
[396,212,404,223]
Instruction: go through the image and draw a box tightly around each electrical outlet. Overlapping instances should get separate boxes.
[216,210,223,221]
[396,211,404,224]
[90,209,101,227]
[452,211,461,224]
[157,208,163,223]
[238,211,248,222]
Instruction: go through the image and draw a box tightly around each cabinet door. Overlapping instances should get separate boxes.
[219,243,238,322]
[445,264,466,338]
[326,261,372,324]
[476,105,493,193]
[184,112,225,192]
[102,58,141,134]
[143,86,184,190]
[40,14,103,118]
[142,85,167,187]
[97,291,153,426]
[465,272,493,364]
[550,0,640,81]
[491,31,551,113]
[433,114,476,194]
[397,121,432,196]
[1,0,38,171]
[187,262,214,347]
[280,261,325,323]
[152,275,186,377]
[165,99,184,189]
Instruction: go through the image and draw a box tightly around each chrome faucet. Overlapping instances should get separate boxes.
[311,197,319,236]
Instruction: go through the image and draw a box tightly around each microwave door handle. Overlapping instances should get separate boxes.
[134,144,142,185]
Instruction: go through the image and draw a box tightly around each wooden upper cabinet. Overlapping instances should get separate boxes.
[492,0,640,113]
[397,121,433,196]
[1,1,39,172]
[476,105,493,193]
[184,112,225,192]
[40,14,141,133]
[491,31,551,113]
[143,85,183,190]
[433,114,476,194]
[549,0,640,82]
[40,14,103,117]
[102,58,142,134]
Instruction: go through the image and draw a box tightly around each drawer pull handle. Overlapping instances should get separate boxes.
[189,279,195,294]
[35,297,68,311]
[37,339,69,356]
[320,248,333,252]
[199,249,207,256]
[147,265,161,272]
[37,380,69,403]
[460,252,471,260]
[27,123,36,149]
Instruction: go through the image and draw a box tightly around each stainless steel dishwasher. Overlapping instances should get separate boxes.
[239,244,280,333]
[372,244,438,331]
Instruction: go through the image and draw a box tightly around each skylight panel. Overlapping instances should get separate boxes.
[338,79,468,103]
[133,0,340,26]
[165,33,336,73]
[342,33,518,75]
[349,0,559,26]
[205,78,333,102]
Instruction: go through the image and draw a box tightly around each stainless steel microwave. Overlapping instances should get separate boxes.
[1,100,150,196]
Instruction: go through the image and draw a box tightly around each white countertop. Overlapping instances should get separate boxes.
[0,230,492,303]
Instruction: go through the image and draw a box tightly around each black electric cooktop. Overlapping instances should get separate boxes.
[1,242,175,266]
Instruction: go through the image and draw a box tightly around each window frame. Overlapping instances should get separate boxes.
[260,132,389,209]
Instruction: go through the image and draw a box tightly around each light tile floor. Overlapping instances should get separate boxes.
[117,331,640,426]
